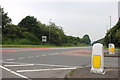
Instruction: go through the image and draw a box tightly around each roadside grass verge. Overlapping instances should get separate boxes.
[1,44,89,47]
[104,47,120,51]
[0,44,57,47]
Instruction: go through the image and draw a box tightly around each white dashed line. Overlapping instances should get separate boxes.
[5,53,59,61]
[0,60,4,62]
[6,59,15,61]
[48,54,54,56]
[27,56,33,58]
[18,57,24,59]
[4,53,59,62]
[55,53,58,55]
[35,56,39,57]
[41,55,46,56]
[17,67,77,72]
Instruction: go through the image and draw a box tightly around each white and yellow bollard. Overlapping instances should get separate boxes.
[90,43,106,74]
[108,43,115,54]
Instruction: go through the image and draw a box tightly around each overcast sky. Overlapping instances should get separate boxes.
[0,0,119,42]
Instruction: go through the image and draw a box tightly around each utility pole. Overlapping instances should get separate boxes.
[109,16,111,29]
[108,17,116,54]
[109,16,111,43]
[49,19,51,44]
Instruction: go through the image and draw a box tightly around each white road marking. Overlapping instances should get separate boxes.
[0,60,4,62]
[27,56,34,58]
[4,64,34,67]
[3,61,78,68]
[55,53,59,54]
[41,55,46,56]
[48,54,54,56]
[35,63,77,68]
[51,53,57,55]
[6,59,15,61]
[17,67,77,72]
[35,56,39,57]
[0,65,30,79]
[2,61,79,69]
[18,57,24,59]
[4,53,59,61]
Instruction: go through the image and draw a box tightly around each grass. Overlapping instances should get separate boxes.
[61,44,89,47]
[0,44,57,47]
[104,47,120,51]
[0,44,89,47]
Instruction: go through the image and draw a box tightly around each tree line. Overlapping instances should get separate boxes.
[1,8,91,46]
[92,19,120,48]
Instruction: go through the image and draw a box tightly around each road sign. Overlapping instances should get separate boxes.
[108,43,115,54]
[90,43,105,74]
[42,36,47,42]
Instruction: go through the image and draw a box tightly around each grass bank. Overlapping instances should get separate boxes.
[104,47,120,51]
[1,44,57,47]
[1,44,89,47]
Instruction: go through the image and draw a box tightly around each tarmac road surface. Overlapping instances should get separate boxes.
[0,47,118,79]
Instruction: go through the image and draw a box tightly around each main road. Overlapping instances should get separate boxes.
[0,47,118,79]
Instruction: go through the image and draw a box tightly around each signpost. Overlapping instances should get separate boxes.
[108,43,115,54]
[90,43,105,74]
[42,36,47,42]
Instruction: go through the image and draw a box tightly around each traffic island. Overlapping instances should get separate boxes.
[104,51,120,57]
[65,67,119,80]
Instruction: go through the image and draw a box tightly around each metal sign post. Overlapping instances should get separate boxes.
[90,43,106,74]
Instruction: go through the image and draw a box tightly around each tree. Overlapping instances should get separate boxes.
[0,8,12,29]
[104,20,120,47]
[18,16,45,41]
[1,7,92,46]
[92,38,104,45]
[3,24,23,39]
[18,16,40,34]
[18,16,38,29]
[82,34,91,45]
[48,22,65,45]
[2,24,24,44]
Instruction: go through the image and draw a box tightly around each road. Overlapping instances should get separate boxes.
[0,47,118,79]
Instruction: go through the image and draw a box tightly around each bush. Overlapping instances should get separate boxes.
[22,32,39,42]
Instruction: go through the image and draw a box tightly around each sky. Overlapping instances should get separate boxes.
[0,0,119,42]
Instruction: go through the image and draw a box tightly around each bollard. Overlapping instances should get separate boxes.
[108,43,115,54]
[90,43,106,74]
